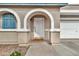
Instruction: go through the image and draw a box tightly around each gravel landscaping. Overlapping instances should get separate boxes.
[0,44,29,56]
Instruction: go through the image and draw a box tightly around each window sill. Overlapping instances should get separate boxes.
[0,29,30,32]
[0,29,17,32]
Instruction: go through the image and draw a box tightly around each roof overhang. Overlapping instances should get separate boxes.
[0,3,68,7]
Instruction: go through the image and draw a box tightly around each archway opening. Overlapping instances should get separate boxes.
[24,9,54,31]
[27,13,51,43]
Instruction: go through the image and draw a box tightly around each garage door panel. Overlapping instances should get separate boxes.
[61,21,79,39]
[61,31,79,38]
[61,22,76,30]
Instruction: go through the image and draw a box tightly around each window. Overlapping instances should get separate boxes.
[2,13,16,29]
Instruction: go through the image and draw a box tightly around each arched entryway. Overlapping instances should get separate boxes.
[24,9,54,42]
[30,14,51,42]
[24,8,54,30]
[27,13,51,42]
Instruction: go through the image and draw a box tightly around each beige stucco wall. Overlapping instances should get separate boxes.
[0,32,18,44]
[18,32,30,44]
[0,6,60,45]
[0,6,60,29]
[51,32,60,44]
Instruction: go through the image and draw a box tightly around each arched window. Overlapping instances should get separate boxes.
[2,13,16,29]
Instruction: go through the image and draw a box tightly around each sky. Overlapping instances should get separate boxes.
[0,0,79,4]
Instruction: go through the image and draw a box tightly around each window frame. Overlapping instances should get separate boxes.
[0,8,22,32]
[0,13,18,31]
[2,13,17,29]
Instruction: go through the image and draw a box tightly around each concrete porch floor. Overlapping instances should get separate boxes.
[26,40,79,56]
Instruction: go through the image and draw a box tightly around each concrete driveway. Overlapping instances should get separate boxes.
[25,40,79,56]
[25,42,58,56]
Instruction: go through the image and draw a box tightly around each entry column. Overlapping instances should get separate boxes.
[51,29,60,45]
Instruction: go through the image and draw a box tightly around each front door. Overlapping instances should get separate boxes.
[34,17,44,39]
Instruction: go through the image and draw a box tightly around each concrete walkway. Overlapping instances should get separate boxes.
[26,42,57,56]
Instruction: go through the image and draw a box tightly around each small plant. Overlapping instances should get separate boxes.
[10,51,22,56]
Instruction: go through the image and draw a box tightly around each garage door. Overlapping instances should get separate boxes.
[60,21,79,39]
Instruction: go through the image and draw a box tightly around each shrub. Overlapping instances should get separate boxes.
[10,51,21,56]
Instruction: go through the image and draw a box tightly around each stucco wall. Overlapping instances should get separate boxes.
[0,32,18,44]
[18,32,30,44]
[0,6,60,29]
[0,6,60,45]
[51,32,60,44]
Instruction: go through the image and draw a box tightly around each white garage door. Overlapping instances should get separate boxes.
[60,21,79,39]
